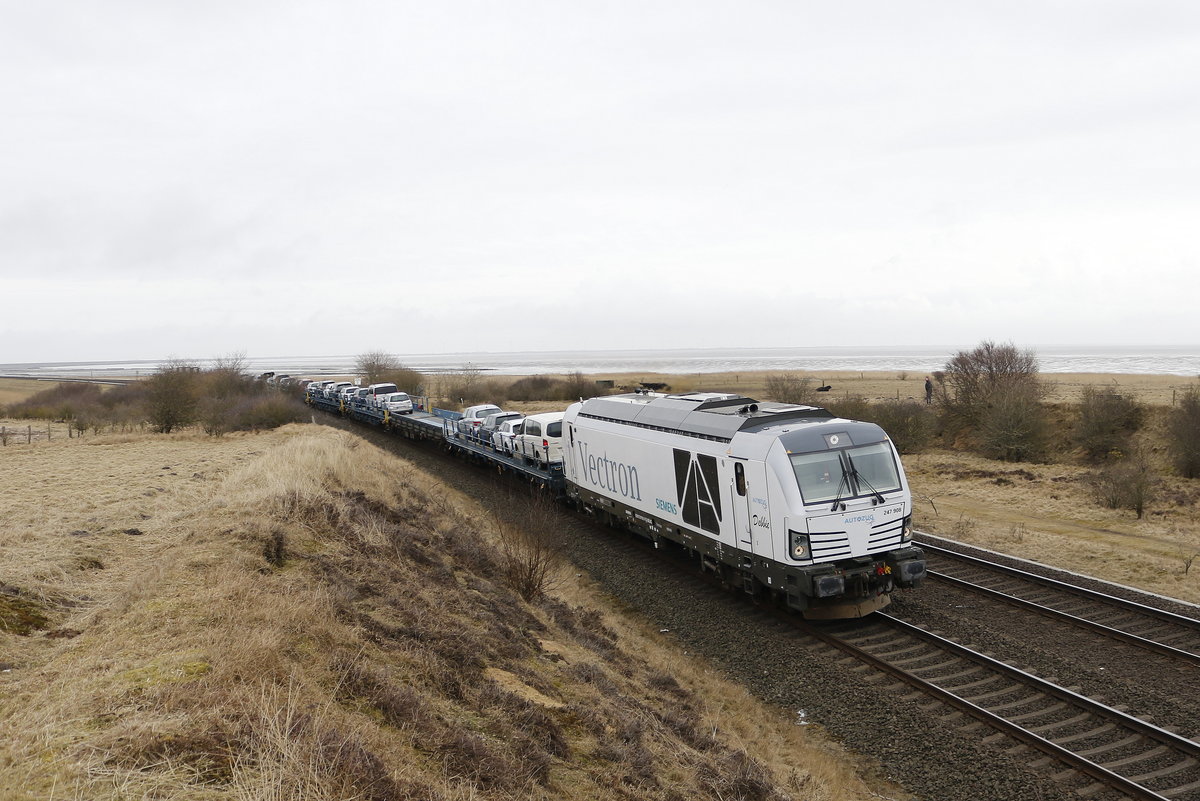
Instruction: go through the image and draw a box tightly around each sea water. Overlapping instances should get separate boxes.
[4,345,1199,379]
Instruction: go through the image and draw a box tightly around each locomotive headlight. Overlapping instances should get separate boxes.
[901,515,913,543]
[789,530,809,560]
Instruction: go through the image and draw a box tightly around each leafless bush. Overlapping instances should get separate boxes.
[145,359,201,433]
[1090,453,1158,518]
[979,384,1049,462]
[938,342,1046,456]
[1074,386,1143,462]
[231,396,306,431]
[763,372,813,405]
[506,375,571,402]
[353,350,424,393]
[6,382,104,421]
[951,513,976,538]
[493,491,563,601]
[825,395,870,422]
[563,370,595,400]
[868,399,935,453]
[1168,386,1200,478]
[697,748,780,801]
[199,396,234,436]
[442,363,490,404]
[354,350,399,385]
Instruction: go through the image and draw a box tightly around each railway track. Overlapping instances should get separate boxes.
[812,613,1200,800]
[917,539,1200,664]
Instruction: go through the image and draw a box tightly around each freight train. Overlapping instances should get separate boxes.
[303,380,925,618]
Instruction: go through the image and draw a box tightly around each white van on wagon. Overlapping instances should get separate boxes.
[515,412,565,465]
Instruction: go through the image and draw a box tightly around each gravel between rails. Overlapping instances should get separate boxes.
[333,419,1079,801]
[889,578,1200,744]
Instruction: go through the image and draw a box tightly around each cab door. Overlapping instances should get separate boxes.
[730,461,753,549]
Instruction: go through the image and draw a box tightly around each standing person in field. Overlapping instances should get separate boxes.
[924,376,933,404]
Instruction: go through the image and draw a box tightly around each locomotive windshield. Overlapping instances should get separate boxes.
[789,441,902,504]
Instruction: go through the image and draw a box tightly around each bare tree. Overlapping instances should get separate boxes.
[354,350,401,385]
[939,341,1042,423]
[354,350,424,392]
[145,359,201,433]
[938,341,1047,460]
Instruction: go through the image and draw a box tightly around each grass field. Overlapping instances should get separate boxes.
[0,378,64,407]
[1,424,906,800]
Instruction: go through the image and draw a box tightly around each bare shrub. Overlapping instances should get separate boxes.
[1090,453,1158,518]
[1168,386,1200,478]
[385,366,424,394]
[231,396,306,431]
[869,399,935,453]
[493,491,563,601]
[354,350,399,385]
[1074,386,1143,462]
[353,350,423,392]
[6,382,104,422]
[697,748,779,801]
[951,514,976,538]
[763,372,813,405]
[507,375,570,402]
[563,370,594,400]
[145,359,201,433]
[825,395,870,422]
[979,384,1049,462]
[938,341,1047,457]
[446,363,486,404]
[235,683,402,801]
[198,397,234,437]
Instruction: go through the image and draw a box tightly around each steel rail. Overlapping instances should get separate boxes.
[919,540,1200,629]
[803,613,1199,801]
[927,569,1200,665]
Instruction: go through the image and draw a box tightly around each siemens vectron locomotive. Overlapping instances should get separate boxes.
[562,392,925,618]
[306,382,925,618]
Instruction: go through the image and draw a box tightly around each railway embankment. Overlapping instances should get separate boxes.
[0,423,904,801]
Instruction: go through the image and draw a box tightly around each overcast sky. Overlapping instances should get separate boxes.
[3,2,1197,363]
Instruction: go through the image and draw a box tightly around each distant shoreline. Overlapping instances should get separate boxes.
[4,344,1200,380]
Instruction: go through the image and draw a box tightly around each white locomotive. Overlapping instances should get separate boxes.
[562,391,925,618]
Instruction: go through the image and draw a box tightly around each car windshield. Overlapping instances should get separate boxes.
[789,441,901,504]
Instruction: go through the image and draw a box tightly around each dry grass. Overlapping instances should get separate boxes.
[0,379,68,407]
[582,369,1196,408]
[1,422,905,800]
[440,369,1199,417]
[906,446,1200,602]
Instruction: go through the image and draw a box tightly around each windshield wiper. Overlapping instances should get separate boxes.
[847,453,886,505]
[828,466,851,512]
